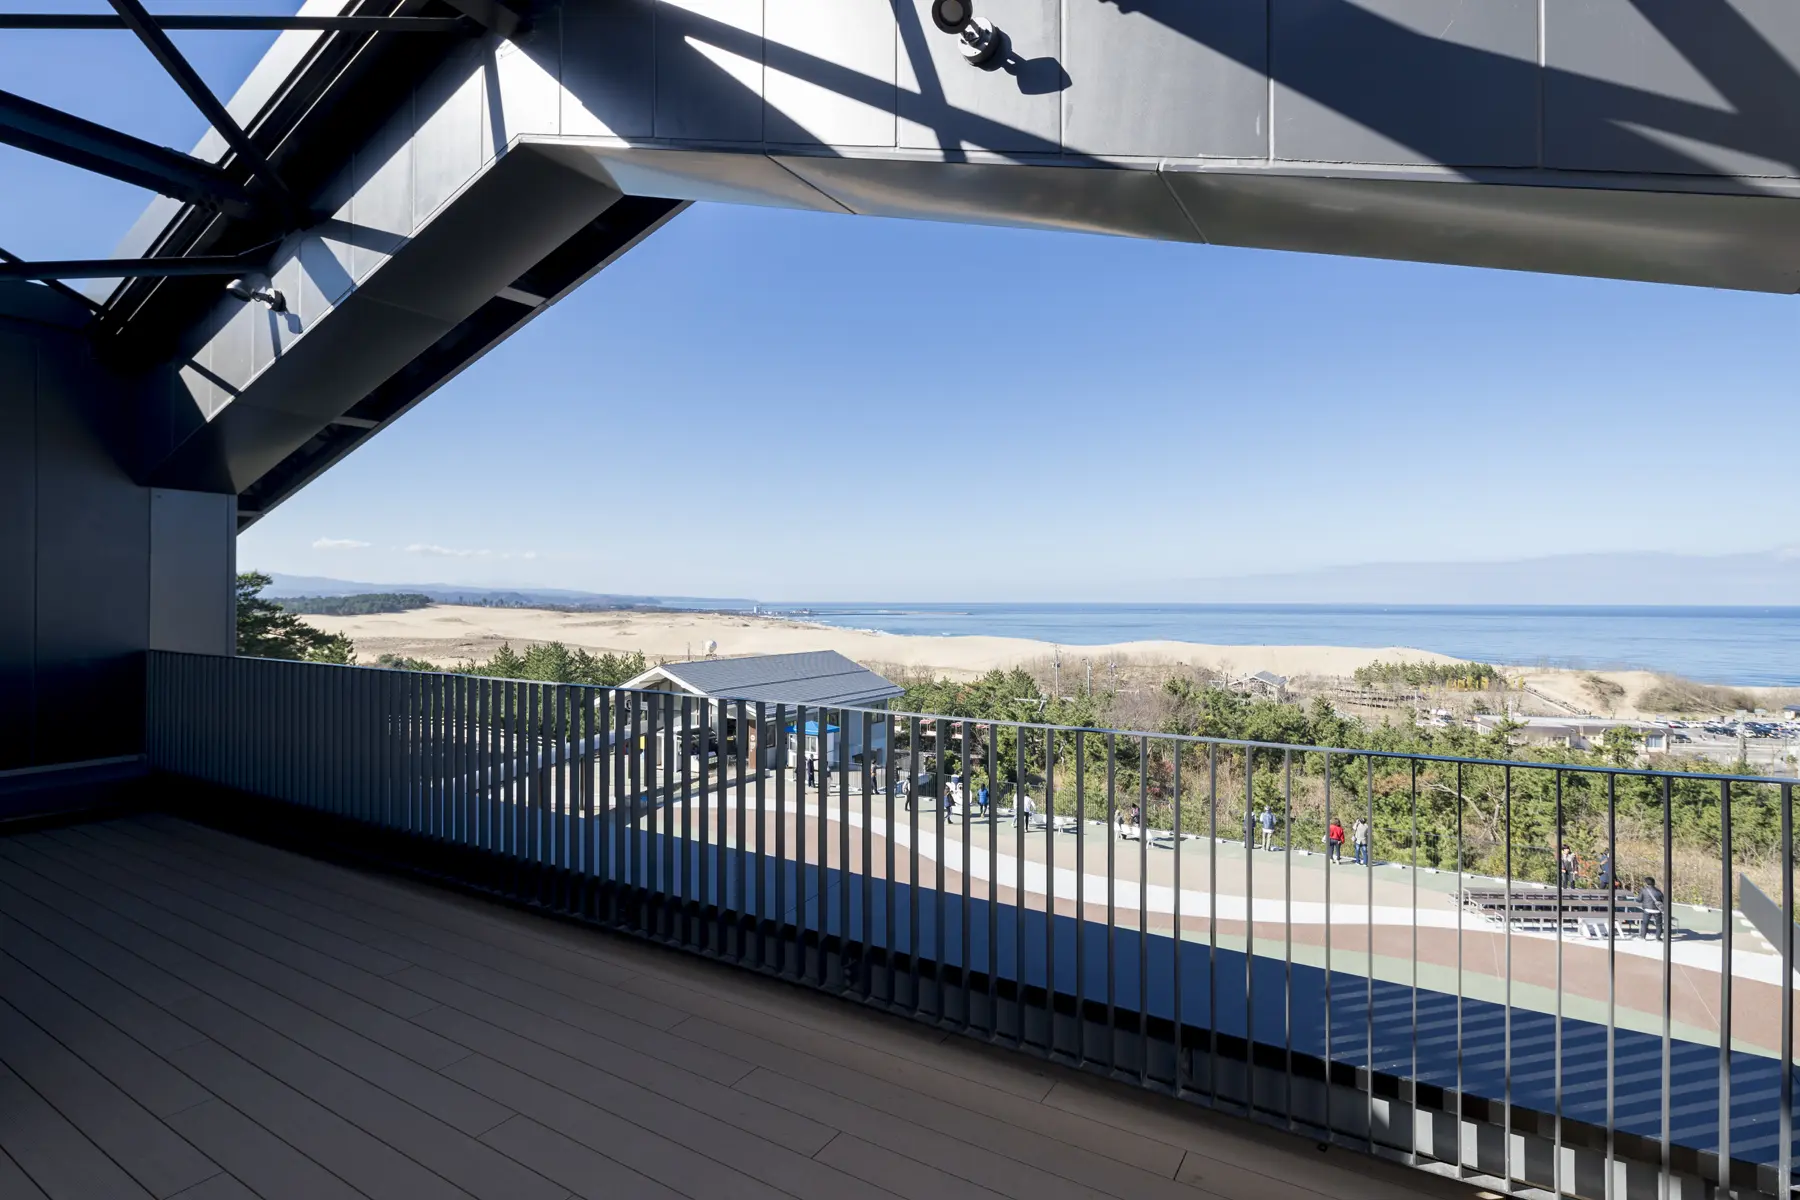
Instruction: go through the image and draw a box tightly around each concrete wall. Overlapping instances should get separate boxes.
[0,286,234,777]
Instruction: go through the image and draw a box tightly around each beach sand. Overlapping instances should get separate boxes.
[300,604,1462,680]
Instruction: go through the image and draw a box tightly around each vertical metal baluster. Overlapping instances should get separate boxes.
[1323,749,1335,1137]
[507,681,520,889]
[1780,781,1792,1200]
[775,703,788,974]
[589,687,601,905]
[1660,774,1673,1200]
[1365,755,1375,1154]
[534,683,547,901]
[707,696,720,947]
[432,672,444,841]
[593,689,608,913]
[556,684,569,908]
[887,710,898,1004]
[821,705,833,990]
[1014,724,1025,1048]
[476,677,488,860]
[736,700,749,962]
[1106,734,1119,1075]
[1607,773,1619,1200]
[610,691,624,906]
[754,700,768,967]
[1076,729,1087,1065]
[796,703,809,974]
[960,717,972,1031]
[1173,742,1184,1094]
[680,695,694,941]
[662,691,677,939]
[518,681,531,891]
[801,704,814,981]
[862,710,874,998]
[1138,736,1148,1086]
[933,713,946,1019]
[1554,770,1565,1195]
[628,691,642,921]
[718,700,730,955]
[986,722,998,1035]
[1208,743,1218,1110]
[696,698,709,944]
[1065,726,1080,1065]
[754,701,770,968]
[1282,749,1294,1132]
[1454,762,1465,1183]
[1043,726,1055,1056]
[1248,747,1258,1122]
[1409,759,1419,1166]
[448,673,458,844]
[1503,764,1513,1188]
[908,714,921,1013]
[1718,778,1732,1193]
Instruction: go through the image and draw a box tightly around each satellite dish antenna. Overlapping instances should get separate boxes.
[703,640,718,656]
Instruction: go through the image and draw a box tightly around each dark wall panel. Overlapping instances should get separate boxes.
[0,328,37,770]
[32,331,152,764]
[0,309,232,779]
[150,489,235,656]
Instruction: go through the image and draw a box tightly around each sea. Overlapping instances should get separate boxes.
[754,604,1800,688]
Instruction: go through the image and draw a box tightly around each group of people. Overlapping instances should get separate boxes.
[1255,806,1371,865]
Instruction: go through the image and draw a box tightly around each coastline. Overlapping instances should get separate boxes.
[298,604,1798,719]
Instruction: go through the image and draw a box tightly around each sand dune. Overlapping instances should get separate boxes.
[301,604,1461,680]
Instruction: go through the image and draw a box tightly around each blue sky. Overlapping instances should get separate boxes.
[8,5,1800,602]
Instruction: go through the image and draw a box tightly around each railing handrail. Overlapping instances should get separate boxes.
[203,651,1799,787]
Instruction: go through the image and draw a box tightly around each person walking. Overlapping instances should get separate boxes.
[977,782,989,821]
[805,754,817,789]
[1638,875,1666,940]
[1018,792,1036,829]
[1597,850,1614,891]
[1352,817,1370,866]
[1259,805,1276,852]
[1559,847,1577,890]
[1327,818,1345,863]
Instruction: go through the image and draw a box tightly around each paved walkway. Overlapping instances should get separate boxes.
[648,789,1795,1057]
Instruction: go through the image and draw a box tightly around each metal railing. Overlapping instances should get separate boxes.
[144,651,1799,1200]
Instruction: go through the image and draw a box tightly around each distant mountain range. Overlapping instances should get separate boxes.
[1159,551,1800,606]
[263,574,754,610]
[268,552,1798,609]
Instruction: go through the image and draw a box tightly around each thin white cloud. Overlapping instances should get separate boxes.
[312,537,370,550]
[405,543,490,558]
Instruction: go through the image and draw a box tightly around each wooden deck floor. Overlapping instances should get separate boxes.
[0,814,1485,1200]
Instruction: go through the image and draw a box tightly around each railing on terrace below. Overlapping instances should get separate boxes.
[145,651,1800,1200]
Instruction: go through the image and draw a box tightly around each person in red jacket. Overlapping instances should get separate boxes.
[1327,818,1345,863]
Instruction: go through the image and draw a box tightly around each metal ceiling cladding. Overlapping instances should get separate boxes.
[7,0,1800,525]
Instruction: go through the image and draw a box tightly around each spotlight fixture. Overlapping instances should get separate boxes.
[929,0,1004,66]
[930,0,971,33]
[226,277,286,312]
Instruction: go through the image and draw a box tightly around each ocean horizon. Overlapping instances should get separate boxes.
[756,603,1800,688]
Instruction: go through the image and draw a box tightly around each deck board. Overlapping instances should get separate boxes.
[0,815,1480,1200]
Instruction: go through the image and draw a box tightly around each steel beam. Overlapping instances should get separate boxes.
[0,14,471,31]
[0,88,259,217]
[440,0,525,38]
[0,245,105,313]
[107,0,296,209]
[0,255,266,281]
